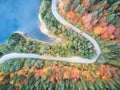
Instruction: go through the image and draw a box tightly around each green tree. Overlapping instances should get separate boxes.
[65,1,71,12]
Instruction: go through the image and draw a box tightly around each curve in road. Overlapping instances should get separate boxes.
[51,0,101,62]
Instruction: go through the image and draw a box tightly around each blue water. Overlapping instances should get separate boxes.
[0,0,52,44]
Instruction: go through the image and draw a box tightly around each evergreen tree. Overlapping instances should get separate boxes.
[65,1,71,12]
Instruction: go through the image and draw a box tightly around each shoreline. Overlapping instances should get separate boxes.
[38,13,62,43]
[14,31,51,43]
[7,13,62,44]
[38,14,54,39]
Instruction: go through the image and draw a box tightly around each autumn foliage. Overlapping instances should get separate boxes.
[0,64,119,87]
[58,0,120,41]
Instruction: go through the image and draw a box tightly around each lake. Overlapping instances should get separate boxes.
[0,0,52,44]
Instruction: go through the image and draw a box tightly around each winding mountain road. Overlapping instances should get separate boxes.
[0,0,101,64]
